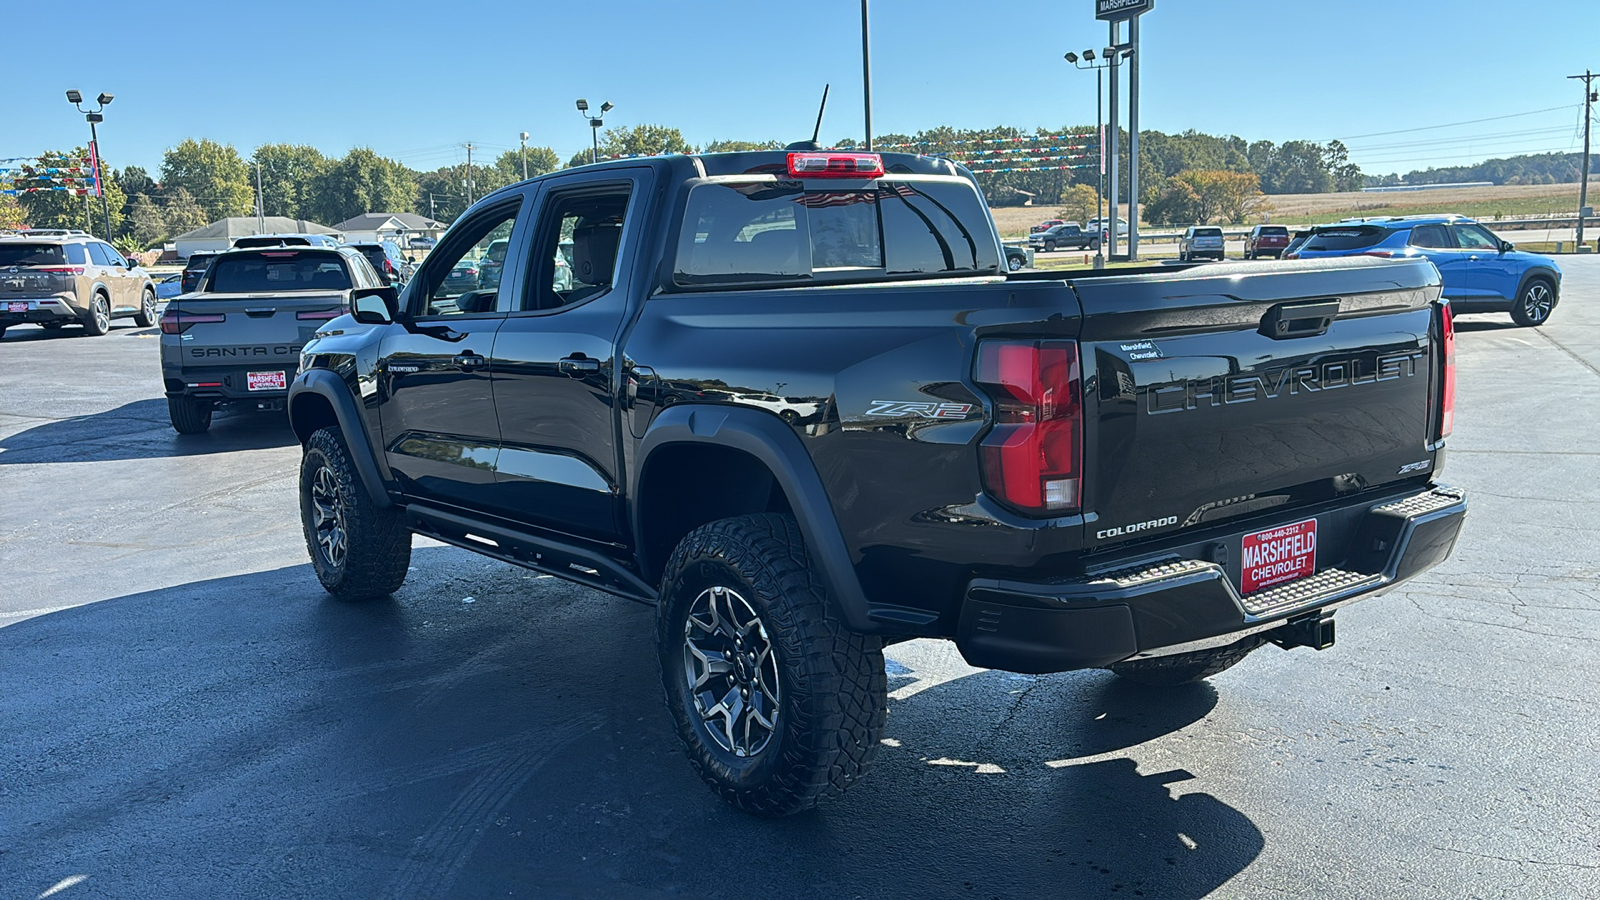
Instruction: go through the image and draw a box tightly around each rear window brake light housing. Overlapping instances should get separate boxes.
[787,152,884,179]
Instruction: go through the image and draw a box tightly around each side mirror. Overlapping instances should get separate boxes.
[1499,239,1513,253]
[351,286,398,325]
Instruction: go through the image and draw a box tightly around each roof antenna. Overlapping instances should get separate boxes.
[786,84,829,152]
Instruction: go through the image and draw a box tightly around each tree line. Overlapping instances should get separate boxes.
[1366,151,1600,187]
[0,123,1383,245]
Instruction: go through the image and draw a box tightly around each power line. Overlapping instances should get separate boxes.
[1331,105,1578,141]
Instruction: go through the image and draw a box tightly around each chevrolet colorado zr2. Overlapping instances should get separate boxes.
[286,148,1467,816]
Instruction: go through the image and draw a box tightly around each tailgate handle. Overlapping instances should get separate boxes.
[1259,300,1339,340]
[244,307,276,318]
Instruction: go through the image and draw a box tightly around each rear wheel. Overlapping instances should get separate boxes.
[300,426,411,599]
[1510,277,1556,327]
[82,295,111,336]
[1008,255,1024,272]
[134,288,157,327]
[1108,636,1262,686]
[167,395,213,434]
[658,513,886,817]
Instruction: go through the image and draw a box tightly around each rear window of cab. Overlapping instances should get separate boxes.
[0,243,65,266]
[673,179,999,287]
[205,250,352,293]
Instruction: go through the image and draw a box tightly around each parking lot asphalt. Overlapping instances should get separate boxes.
[2,263,1598,900]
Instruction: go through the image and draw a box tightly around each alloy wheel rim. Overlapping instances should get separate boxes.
[94,299,109,331]
[143,294,155,320]
[683,585,780,758]
[1524,284,1551,323]
[310,465,347,568]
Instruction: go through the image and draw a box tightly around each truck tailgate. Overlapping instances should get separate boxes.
[169,291,345,358]
[1069,257,1442,550]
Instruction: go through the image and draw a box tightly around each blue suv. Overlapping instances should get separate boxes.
[1288,215,1561,326]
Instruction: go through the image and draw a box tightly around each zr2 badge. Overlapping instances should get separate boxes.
[864,400,974,420]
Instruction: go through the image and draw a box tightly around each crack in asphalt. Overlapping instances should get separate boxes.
[1438,846,1600,871]
[1530,327,1600,379]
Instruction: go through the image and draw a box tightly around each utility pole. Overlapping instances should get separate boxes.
[464,143,475,206]
[254,161,265,233]
[1107,19,1120,259]
[519,131,530,181]
[1570,69,1597,249]
[861,0,873,150]
[1128,15,1141,260]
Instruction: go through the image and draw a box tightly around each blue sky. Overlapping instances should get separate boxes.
[2,0,1594,178]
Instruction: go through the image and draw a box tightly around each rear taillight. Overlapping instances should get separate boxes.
[975,340,1083,514]
[1437,300,1455,440]
[159,310,225,334]
[36,266,86,275]
[296,309,343,321]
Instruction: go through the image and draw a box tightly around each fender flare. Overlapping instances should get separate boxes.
[1514,267,1560,303]
[635,404,873,632]
[288,369,393,509]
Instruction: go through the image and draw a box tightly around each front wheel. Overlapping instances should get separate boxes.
[1510,277,1556,327]
[1044,241,1056,252]
[134,289,157,327]
[83,295,110,336]
[1108,635,1262,686]
[1008,255,1024,272]
[300,426,411,599]
[658,513,886,817]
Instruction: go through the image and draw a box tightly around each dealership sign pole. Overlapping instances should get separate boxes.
[1096,0,1150,260]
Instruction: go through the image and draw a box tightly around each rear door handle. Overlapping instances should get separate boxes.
[559,356,601,376]
[453,353,487,370]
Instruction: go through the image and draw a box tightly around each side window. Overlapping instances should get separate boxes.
[1408,225,1452,249]
[86,242,115,266]
[64,243,88,265]
[417,203,521,317]
[522,185,633,311]
[1453,224,1499,251]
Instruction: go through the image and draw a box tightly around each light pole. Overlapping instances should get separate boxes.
[65,89,114,242]
[1065,51,1114,267]
[576,99,613,165]
[519,131,530,180]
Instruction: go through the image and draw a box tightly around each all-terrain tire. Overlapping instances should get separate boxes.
[657,513,886,818]
[1108,635,1263,686]
[134,288,158,327]
[167,395,213,434]
[83,294,111,336]
[1509,276,1556,327]
[300,426,411,600]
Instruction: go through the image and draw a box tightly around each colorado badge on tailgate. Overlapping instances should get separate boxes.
[1241,518,1317,594]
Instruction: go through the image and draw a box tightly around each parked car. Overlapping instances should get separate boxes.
[290,148,1464,817]
[1029,218,1065,234]
[1028,223,1099,252]
[1178,225,1226,261]
[155,272,184,300]
[1002,244,1028,272]
[181,251,220,294]
[476,238,511,290]
[0,233,157,338]
[347,241,408,286]
[1284,214,1561,326]
[407,235,438,250]
[1085,217,1129,238]
[1244,225,1290,259]
[1281,229,1314,260]
[159,245,381,432]
[440,259,480,295]
[232,233,342,249]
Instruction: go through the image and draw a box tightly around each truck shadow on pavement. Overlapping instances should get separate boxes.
[1,547,1261,900]
[0,397,296,464]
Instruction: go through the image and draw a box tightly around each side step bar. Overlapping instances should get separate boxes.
[406,503,656,604]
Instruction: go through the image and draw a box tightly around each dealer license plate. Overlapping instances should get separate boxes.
[8,302,30,312]
[1240,518,1317,594]
[247,371,286,392]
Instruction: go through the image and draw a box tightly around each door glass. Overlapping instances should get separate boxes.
[1408,224,1451,249]
[1452,225,1498,251]
[86,242,115,266]
[523,187,632,311]
[420,204,521,316]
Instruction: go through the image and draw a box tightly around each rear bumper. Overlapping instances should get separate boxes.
[0,296,85,324]
[955,485,1466,674]
[164,363,299,407]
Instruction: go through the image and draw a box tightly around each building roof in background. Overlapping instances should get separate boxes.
[331,212,446,232]
[174,217,340,241]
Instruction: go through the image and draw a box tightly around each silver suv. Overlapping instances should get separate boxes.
[0,234,157,338]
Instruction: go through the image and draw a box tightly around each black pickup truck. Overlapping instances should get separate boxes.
[287,148,1466,816]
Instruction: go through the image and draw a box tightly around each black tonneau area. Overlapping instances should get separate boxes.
[1064,257,1442,550]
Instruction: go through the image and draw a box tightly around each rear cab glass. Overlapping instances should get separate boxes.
[1301,226,1391,252]
[204,250,352,293]
[673,178,999,287]
[0,243,65,266]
